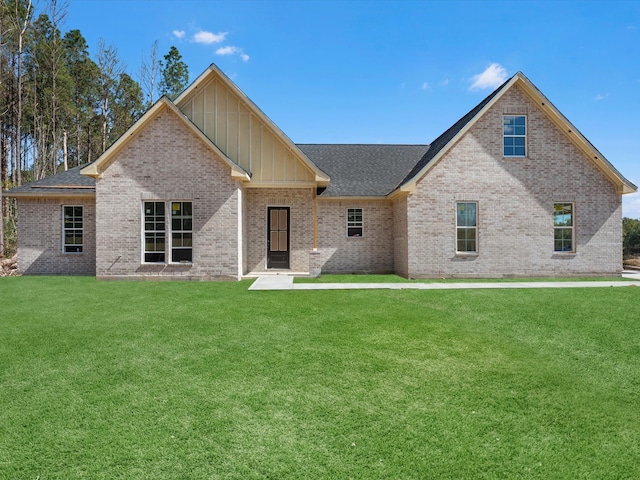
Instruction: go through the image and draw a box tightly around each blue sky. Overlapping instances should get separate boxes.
[65,0,640,217]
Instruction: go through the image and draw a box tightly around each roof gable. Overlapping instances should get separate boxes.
[81,97,250,181]
[175,64,329,187]
[396,72,636,196]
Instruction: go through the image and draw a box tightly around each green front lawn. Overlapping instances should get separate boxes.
[1,277,638,479]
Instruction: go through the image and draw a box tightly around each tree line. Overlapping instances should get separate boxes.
[1,0,189,256]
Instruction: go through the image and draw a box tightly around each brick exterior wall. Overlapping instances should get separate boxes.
[245,188,314,273]
[316,199,394,274]
[16,197,96,275]
[392,196,409,278]
[406,84,623,278]
[95,108,242,280]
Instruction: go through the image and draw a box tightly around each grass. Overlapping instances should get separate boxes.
[0,277,639,479]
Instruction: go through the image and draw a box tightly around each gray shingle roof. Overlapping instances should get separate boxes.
[297,144,429,196]
[5,165,95,197]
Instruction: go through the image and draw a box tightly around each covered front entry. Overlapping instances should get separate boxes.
[267,207,290,269]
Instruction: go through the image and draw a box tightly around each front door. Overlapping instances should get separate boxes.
[267,207,290,269]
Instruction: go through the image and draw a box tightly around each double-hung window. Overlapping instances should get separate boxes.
[144,202,166,263]
[347,208,363,237]
[456,202,477,253]
[171,202,193,262]
[554,203,574,252]
[63,206,83,253]
[143,201,193,263]
[503,115,526,157]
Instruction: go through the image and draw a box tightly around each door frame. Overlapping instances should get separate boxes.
[266,206,290,269]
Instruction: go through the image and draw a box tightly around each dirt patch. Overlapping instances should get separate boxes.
[0,255,18,276]
[623,257,640,269]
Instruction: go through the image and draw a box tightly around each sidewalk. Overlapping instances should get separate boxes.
[249,271,640,291]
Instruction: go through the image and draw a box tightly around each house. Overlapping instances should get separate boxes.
[5,65,637,280]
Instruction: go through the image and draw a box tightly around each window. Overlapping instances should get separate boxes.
[144,202,166,263]
[171,201,193,262]
[456,202,477,253]
[143,201,193,263]
[503,115,526,157]
[554,203,574,252]
[63,206,83,253]
[347,208,363,237]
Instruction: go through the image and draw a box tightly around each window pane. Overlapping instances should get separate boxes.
[145,252,165,263]
[279,231,288,251]
[456,203,476,227]
[279,209,288,230]
[172,249,192,263]
[348,227,363,237]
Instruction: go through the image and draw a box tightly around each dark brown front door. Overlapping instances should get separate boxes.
[267,207,290,269]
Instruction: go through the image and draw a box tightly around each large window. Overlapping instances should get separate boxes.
[347,208,363,237]
[63,206,83,253]
[171,202,193,263]
[503,115,526,157]
[143,201,193,263]
[554,203,574,252]
[456,202,477,253]
[144,202,166,263]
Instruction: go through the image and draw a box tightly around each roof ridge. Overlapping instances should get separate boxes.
[295,143,430,147]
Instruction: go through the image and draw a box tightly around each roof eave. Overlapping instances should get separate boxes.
[4,190,96,199]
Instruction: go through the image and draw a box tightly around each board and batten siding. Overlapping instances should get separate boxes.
[178,77,316,185]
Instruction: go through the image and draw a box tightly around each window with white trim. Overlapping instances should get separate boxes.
[171,201,193,262]
[144,202,166,263]
[554,203,574,252]
[63,205,83,253]
[143,201,193,263]
[456,202,477,253]
[347,208,363,237]
[503,115,526,157]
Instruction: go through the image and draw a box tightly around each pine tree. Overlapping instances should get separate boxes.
[158,45,188,100]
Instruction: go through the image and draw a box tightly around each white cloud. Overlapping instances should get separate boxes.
[173,30,185,39]
[193,30,227,44]
[216,45,238,55]
[623,190,640,219]
[421,82,429,90]
[594,93,609,101]
[216,45,249,62]
[469,63,509,91]
[439,79,449,87]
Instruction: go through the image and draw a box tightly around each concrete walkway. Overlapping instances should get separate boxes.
[249,271,640,291]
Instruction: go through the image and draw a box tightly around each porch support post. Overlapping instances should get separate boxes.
[312,189,318,250]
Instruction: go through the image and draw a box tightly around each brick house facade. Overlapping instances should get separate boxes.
[6,67,636,279]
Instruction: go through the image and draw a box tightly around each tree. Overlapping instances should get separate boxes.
[63,28,99,166]
[158,45,188,100]
[6,0,33,185]
[110,72,144,141]
[139,39,159,108]
[96,38,123,153]
[623,217,640,258]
